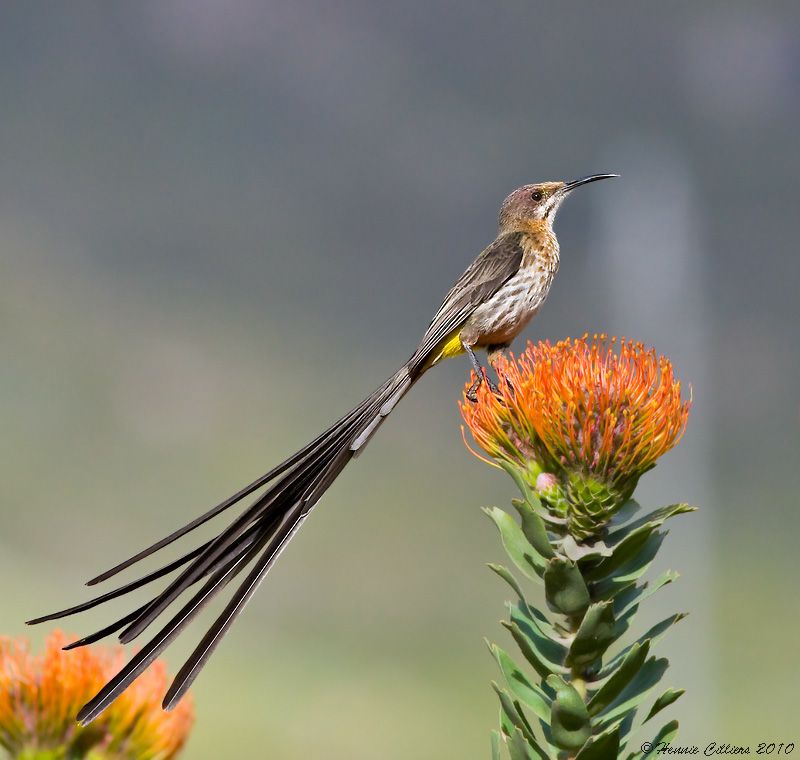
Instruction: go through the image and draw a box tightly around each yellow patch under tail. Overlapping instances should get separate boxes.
[422,330,465,371]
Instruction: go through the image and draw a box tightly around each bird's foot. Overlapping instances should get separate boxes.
[465,378,481,403]
[465,372,500,403]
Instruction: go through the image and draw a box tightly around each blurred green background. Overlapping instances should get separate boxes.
[2,3,799,757]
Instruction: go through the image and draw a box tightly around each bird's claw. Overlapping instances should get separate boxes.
[465,372,501,403]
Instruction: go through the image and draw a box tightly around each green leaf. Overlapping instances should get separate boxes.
[513,699,551,759]
[497,458,536,498]
[566,602,617,667]
[608,595,645,645]
[616,711,637,743]
[498,460,567,526]
[587,641,650,716]
[644,688,684,724]
[489,563,529,602]
[492,730,504,760]
[592,532,665,600]
[608,499,642,528]
[574,726,621,759]
[503,621,568,679]
[489,642,551,721]
[607,504,695,545]
[602,614,686,677]
[484,507,546,578]
[537,722,558,758]
[499,700,517,739]
[561,535,612,563]
[509,603,567,663]
[494,682,529,737]
[508,727,548,760]
[486,565,563,641]
[595,657,669,728]
[507,728,531,760]
[544,558,591,616]
[613,571,679,619]
[512,601,563,640]
[587,503,693,586]
[493,683,549,757]
[654,718,680,743]
[512,498,556,559]
[625,719,679,760]
[546,675,592,751]
[586,523,666,582]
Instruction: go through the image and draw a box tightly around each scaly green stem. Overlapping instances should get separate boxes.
[566,614,589,760]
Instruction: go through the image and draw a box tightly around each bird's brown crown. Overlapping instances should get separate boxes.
[498,182,568,234]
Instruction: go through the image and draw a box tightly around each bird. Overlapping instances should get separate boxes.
[28,173,617,724]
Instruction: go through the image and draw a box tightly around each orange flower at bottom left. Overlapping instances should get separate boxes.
[0,631,193,760]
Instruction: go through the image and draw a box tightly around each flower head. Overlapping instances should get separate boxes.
[461,335,690,534]
[0,631,194,759]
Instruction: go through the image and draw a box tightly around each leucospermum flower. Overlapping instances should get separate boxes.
[0,631,194,760]
[461,335,690,536]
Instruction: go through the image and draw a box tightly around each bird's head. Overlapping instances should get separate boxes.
[498,174,618,234]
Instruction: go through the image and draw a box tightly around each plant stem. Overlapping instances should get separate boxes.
[571,673,587,702]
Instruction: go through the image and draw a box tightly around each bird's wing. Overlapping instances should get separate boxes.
[410,231,525,368]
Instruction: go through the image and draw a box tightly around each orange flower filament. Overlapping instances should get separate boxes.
[461,335,690,493]
[0,631,194,759]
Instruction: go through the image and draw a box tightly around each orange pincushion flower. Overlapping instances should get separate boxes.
[0,631,193,759]
[461,336,690,530]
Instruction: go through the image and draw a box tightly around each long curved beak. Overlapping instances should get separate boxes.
[563,173,619,192]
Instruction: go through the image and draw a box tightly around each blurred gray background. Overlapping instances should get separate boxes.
[2,2,798,757]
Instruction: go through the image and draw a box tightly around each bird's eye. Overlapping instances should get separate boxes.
[530,190,543,202]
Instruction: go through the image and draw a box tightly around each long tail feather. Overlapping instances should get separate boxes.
[62,524,267,650]
[163,504,307,708]
[117,448,330,643]
[76,526,275,726]
[86,399,373,585]
[116,375,394,645]
[33,364,416,725]
[28,542,211,624]
[163,447,353,708]
[63,605,151,650]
